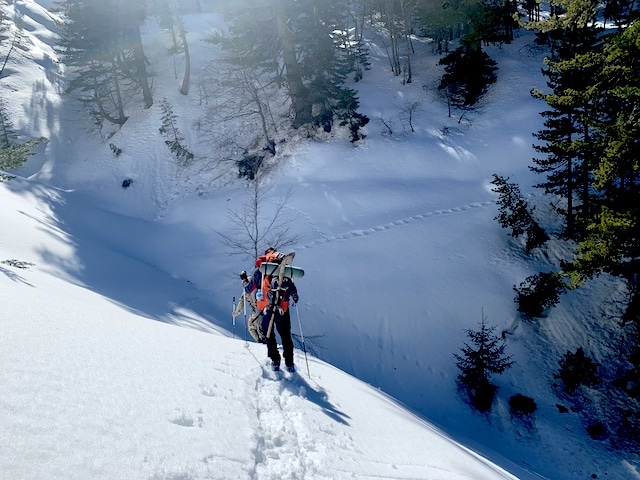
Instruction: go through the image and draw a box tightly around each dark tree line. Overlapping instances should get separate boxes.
[53,0,525,139]
[528,9,639,325]
[213,0,367,137]
[493,0,640,446]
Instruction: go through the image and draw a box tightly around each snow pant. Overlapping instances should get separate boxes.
[247,310,264,343]
[261,308,294,368]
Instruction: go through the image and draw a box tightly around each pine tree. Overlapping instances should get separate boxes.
[491,174,548,252]
[216,0,365,132]
[0,98,45,175]
[530,24,602,239]
[454,314,514,410]
[524,7,640,447]
[158,98,193,166]
[438,41,498,106]
[514,271,567,319]
[56,0,153,127]
[560,22,640,296]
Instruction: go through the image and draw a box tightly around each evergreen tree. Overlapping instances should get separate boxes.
[491,174,549,252]
[525,7,640,447]
[415,0,475,54]
[438,41,498,106]
[56,0,153,127]
[514,271,567,318]
[0,98,44,175]
[158,98,193,166]
[454,313,514,410]
[603,0,640,28]
[530,24,602,239]
[57,0,128,125]
[216,0,365,133]
[560,22,640,296]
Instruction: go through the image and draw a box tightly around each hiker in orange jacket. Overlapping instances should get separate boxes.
[243,247,299,372]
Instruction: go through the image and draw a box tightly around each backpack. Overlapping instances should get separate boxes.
[255,249,287,269]
[254,250,287,311]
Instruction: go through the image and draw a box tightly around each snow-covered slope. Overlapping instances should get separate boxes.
[1,1,638,479]
[1,176,528,480]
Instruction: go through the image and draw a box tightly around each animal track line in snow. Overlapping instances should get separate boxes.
[298,200,494,250]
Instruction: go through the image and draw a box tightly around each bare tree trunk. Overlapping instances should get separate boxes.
[92,60,127,125]
[400,0,415,84]
[346,0,368,80]
[274,2,311,128]
[385,0,401,75]
[131,25,153,108]
[178,17,191,95]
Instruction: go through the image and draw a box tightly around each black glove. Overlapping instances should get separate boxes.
[292,293,299,303]
[240,270,248,282]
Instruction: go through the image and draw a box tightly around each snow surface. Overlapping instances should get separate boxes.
[1,1,639,479]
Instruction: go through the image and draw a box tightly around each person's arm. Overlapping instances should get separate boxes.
[284,279,299,303]
[232,292,245,317]
[244,269,261,294]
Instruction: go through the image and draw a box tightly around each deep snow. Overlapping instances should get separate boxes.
[1,1,639,479]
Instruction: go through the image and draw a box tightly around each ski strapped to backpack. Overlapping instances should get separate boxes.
[266,252,295,338]
[259,262,304,279]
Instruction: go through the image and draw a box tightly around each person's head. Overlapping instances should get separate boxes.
[264,246,276,255]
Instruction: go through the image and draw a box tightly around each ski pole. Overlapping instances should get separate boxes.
[294,302,310,378]
[239,270,249,345]
[243,291,248,345]
[232,296,236,339]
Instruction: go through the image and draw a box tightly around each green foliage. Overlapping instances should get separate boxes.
[439,44,498,106]
[158,98,194,166]
[529,25,602,239]
[491,174,549,252]
[554,347,600,395]
[454,314,514,410]
[527,17,640,293]
[514,272,567,318]
[0,98,45,174]
[523,11,640,451]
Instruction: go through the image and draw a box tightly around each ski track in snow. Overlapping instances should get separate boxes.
[298,200,494,250]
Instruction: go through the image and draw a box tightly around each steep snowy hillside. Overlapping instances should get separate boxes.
[2,1,638,479]
[0,175,532,479]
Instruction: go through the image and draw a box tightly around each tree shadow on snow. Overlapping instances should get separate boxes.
[0,264,35,287]
[3,178,230,333]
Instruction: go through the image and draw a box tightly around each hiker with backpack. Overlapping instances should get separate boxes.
[233,247,284,343]
[243,247,299,372]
